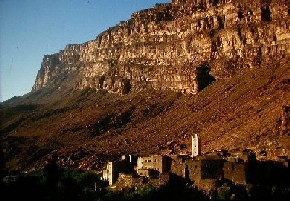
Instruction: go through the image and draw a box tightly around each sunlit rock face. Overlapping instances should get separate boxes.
[32,0,290,94]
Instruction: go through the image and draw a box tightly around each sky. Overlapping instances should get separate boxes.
[0,0,171,102]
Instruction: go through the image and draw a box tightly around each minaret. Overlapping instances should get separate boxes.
[191,134,200,157]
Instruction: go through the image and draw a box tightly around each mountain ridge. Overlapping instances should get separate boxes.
[32,0,290,95]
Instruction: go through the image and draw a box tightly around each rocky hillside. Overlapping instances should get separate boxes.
[1,0,290,171]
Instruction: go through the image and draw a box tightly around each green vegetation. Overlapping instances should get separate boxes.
[1,167,290,201]
[1,168,106,201]
[1,164,210,201]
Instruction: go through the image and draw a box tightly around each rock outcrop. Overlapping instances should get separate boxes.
[32,0,290,95]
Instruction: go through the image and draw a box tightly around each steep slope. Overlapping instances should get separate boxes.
[84,58,290,160]
[1,58,289,170]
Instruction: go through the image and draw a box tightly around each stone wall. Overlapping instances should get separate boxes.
[223,162,249,185]
[32,0,290,95]
[169,155,188,178]
[114,173,144,191]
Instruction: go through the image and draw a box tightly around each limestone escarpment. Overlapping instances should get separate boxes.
[32,0,290,95]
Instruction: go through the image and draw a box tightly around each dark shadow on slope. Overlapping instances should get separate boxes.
[196,63,216,92]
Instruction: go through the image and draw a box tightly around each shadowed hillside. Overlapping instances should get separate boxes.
[1,58,289,171]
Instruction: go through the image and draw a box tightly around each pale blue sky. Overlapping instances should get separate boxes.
[0,0,171,102]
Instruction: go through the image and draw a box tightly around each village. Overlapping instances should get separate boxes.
[101,134,290,194]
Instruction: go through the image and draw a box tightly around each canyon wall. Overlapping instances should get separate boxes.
[32,0,290,94]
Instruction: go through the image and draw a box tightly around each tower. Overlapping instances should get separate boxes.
[191,134,200,157]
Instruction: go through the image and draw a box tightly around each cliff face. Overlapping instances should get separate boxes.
[32,0,290,95]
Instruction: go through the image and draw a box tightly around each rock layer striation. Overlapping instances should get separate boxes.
[32,0,290,95]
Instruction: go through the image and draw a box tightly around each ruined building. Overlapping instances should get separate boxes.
[102,155,136,185]
[32,0,290,95]
[136,155,171,177]
[101,134,289,193]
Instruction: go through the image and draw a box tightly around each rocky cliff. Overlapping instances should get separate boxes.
[32,0,290,95]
